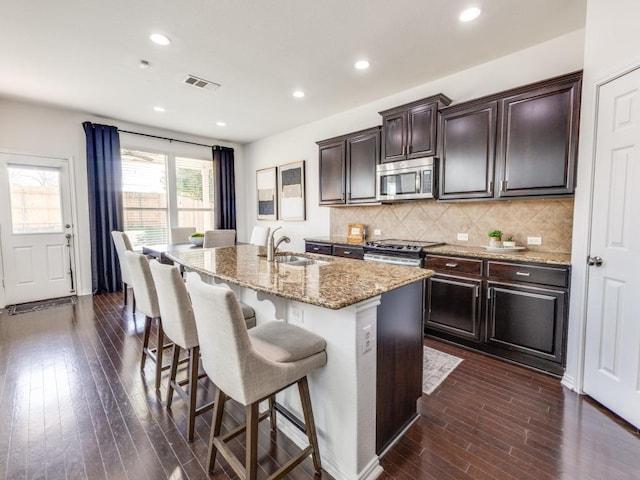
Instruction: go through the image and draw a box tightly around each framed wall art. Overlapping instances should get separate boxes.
[278,160,306,221]
[256,166,277,220]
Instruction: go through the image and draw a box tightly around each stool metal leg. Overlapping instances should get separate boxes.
[186,346,199,442]
[299,376,322,473]
[207,389,227,473]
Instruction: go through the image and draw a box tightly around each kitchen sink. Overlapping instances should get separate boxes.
[275,255,329,266]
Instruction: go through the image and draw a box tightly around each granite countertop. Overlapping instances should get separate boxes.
[165,244,432,310]
[424,245,572,266]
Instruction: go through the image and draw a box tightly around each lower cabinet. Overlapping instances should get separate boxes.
[425,254,569,375]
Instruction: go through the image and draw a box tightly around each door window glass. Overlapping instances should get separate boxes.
[8,165,63,233]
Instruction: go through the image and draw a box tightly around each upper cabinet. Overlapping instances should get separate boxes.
[317,126,380,205]
[379,94,452,163]
[439,71,582,201]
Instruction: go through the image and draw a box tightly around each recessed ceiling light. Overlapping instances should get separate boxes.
[216,121,227,127]
[292,90,305,98]
[153,106,165,112]
[354,60,370,70]
[459,7,481,22]
[150,33,171,45]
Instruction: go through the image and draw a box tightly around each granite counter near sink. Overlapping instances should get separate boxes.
[165,244,431,309]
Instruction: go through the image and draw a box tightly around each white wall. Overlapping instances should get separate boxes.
[0,98,242,302]
[243,29,585,252]
[564,0,640,390]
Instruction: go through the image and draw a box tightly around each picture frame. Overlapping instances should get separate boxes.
[256,166,277,220]
[278,160,306,221]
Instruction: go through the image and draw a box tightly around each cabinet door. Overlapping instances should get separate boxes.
[439,102,497,200]
[318,140,345,205]
[346,128,379,203]
[426,275,482,341]
[486,281,566,363]
[496,78,581,197]
[407,103,437,158]
[381,111,407,163]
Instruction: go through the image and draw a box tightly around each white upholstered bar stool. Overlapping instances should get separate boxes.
[186,272,327,480]
[111,231,136,310]
[202,229,236,248]
[170,226,196,245]
[249,226,270,246]
[125,251,170,391]
[149,260,212,441]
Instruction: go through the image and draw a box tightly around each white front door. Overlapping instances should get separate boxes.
[0,152,75,305]
[583,67,640,429]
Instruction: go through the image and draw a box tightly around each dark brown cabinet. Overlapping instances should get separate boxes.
[332,244,364,259]
[439,71,582,201]
[425,254,570,375]
[317,127,380,205]
[379,94,451,163]
[304,241,332,255]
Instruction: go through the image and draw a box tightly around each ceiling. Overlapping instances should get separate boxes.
[0,0,586,144]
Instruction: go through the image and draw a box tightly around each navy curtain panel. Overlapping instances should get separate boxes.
[214,146,237,229]
[83,122,123,294]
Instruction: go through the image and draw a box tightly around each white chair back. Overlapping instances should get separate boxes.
[170,227,196,244]
[111,231,133,284]
[149,260,199,349]
[203,229,236,248]
[249,226,270,246]
[186,272,253,402]
[125,251,160,318]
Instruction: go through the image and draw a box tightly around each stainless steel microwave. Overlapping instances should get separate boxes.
[376,157,436,201]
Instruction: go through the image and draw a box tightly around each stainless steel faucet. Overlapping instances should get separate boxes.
[267,226,291,261]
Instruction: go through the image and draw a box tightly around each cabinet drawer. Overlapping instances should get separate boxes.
[332,245,364,260]
[305,242,332,255]
[426,255,483,276]
[487,261,568,288]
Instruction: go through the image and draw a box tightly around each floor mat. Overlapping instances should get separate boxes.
[7,296,78,315]
[423,346,463,395]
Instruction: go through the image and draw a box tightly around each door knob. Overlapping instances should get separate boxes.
[587,256,603,267]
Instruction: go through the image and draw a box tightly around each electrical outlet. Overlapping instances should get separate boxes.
[457,233,469,241]
[362,324,372,354]
[373,229,381,236]
[289,305,304,323]
[527,236,542,245]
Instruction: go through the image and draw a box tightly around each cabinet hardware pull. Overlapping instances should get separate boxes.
[445,263,458,268]
[313,247,319,251]
[516,271,531,276]
[402,145,406,156]
[501,180,508,191]
[487,287,491,299]
[475,286,479,298]
[408,145,412,154]
[344,251,351,255]
[489,180,493,193]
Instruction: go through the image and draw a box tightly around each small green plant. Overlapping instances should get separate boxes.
[488,230,502,238]
[190,232,204,238]
[504,235,514,242]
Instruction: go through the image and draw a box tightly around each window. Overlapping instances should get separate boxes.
[121,149,215,250]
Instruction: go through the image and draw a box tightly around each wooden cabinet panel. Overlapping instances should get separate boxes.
[346,129,379,203]
[487,281,566,363]
[439,102,497,200]
[317,127,380,205]
[487,261,569,288]
[304,241,332,255]
[407,103,437,158]
[318,140,345,205]
[426,255,483,276]
[332,245,364,259]
[426,275,482,341]
[497,77,581,197]
[380,94,451,163]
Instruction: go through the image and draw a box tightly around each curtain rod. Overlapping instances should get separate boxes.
[118,129,227,149]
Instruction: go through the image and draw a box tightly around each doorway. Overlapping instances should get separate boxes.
[0,152,76,306]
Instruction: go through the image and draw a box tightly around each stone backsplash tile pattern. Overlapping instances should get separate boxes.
[330,198,574,253]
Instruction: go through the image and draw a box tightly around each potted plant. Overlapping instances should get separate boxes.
[488,229,502,247]
[502,236,516,248]
[189,232,204,247]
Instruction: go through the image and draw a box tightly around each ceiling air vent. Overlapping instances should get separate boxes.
[183,75,221,91]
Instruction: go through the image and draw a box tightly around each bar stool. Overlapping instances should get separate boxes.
[125,251,170,391]
[170,226,196,245]
[186,272,326,480]
[202,229,236,248]
[111,231,136,310]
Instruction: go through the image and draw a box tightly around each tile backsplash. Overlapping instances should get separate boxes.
[330,198,574,253]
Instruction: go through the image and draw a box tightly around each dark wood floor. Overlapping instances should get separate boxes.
[1,293,639,479]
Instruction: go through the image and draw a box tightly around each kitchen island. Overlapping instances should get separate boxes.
[166,245,433,480]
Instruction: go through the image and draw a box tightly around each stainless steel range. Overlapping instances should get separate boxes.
[363,239,443,267]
